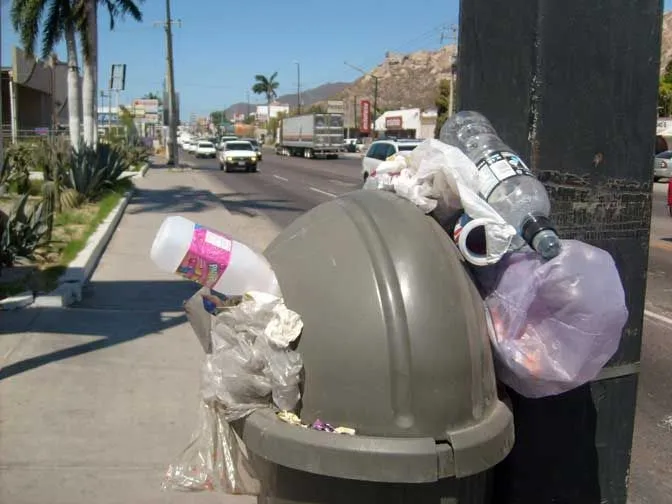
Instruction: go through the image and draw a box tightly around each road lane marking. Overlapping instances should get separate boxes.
[644,309,672,327]
[309,187,337,198]
[274,175,289,182]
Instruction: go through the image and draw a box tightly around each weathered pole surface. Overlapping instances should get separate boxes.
[457,1,662,503]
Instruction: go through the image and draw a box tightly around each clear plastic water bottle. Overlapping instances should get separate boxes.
[440,111,561,259]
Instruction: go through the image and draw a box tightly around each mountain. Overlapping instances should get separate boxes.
[662,12,672,73]
[223,45,457,118]
[336,45,457,112]
[224,82,350,118]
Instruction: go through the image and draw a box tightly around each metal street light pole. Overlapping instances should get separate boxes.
[344,61,378,137]
[294,61,301,115]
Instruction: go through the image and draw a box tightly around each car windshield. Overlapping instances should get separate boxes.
[198,142,214,148]
[656,151,672,159]
[398,144,420,151]
[246,140,259,147]
[226,142,253,151]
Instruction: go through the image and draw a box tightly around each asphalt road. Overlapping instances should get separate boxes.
[184,148,671,503]
[184,148,363,229]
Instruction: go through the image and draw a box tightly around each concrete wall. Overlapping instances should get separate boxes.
[9,46,80,131]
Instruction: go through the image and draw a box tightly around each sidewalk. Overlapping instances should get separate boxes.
[0,158,281,503]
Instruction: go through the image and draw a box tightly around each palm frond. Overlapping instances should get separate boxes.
[40,0,66,59]
[12,0,45,57]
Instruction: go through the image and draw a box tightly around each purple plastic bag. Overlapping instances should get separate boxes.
[475,240,629,398]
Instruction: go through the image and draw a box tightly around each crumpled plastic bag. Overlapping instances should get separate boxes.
[474,239,629,398]
[364,139,516,265]
[203,291,304,420]
[164,290,303,495]
[162,400,260,494]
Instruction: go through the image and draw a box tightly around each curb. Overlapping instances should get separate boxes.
[31,189,134,308]
[137,162,150,178]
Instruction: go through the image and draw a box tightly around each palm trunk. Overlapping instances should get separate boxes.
[64,25,81,150]
[82,0,98,147]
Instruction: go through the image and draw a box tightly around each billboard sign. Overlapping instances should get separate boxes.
[98,113,119,124]
[133,98,159,115]
[360,100,371,133]
[327,100,345,114]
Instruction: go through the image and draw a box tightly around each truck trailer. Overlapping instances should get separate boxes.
[276,113,344,159]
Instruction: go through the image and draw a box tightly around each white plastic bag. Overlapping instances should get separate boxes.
[474,240,629,398]
[364,139,517,265]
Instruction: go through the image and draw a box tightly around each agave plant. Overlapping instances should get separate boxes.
[0,194,50,268]
[65,144,132,201]
[102,144,133,182]
[65,144,109,200]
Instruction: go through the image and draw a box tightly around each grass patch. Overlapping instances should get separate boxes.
[0,180,133,299]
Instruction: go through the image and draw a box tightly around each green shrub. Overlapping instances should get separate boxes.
[3,144,32,194]
[0,194,50,269]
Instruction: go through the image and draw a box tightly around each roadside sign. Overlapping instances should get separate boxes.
[360,100,371,133]
[327,100,345,114]
[385,116,403,130]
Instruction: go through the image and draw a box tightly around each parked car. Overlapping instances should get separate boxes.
[361,138,423,180]
[218,140,258,172]
[654,150,672,181]
[195,140,217,158]
[240,137,262,160]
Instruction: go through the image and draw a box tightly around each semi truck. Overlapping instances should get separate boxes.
[276,113,344,159]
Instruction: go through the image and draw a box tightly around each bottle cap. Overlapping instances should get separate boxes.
[521,215,557,246]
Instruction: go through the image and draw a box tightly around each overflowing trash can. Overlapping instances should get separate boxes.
[231,189,514,503]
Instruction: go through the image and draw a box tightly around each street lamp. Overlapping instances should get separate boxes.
[294,61,301,115]
[344,61,378,137]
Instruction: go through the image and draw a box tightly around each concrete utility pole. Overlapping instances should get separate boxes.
[0,9,4,168]
[158,0,180,166]
[458,1,661,502]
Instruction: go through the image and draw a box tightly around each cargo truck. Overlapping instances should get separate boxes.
[276,113,344,159]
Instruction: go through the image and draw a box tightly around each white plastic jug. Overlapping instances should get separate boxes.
[150,216,281,297]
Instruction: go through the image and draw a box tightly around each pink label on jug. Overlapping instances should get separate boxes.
[176,225,232,288]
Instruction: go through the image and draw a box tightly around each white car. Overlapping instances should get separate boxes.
[218,141,259,172]
[195,141,217,158]
[217,135,239,150]
[361,139,423,180]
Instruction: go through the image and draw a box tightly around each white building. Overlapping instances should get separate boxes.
[255,102,290,122]
[374,108,438,140]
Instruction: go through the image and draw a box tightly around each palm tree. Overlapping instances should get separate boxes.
[10,0,82,150]
[78,0,143,146]
[252,72,280,128]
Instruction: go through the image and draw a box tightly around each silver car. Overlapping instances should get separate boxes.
[654,151,672,181]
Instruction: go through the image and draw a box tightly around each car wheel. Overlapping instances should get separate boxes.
[219,163,224,171]
[225,164,231,173]
[249,165,258,173]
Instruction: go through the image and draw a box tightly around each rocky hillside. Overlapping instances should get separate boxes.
[336,45,457,111]
[662,12,672,73]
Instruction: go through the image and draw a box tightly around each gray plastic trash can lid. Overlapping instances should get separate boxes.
[244,190,513,482]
